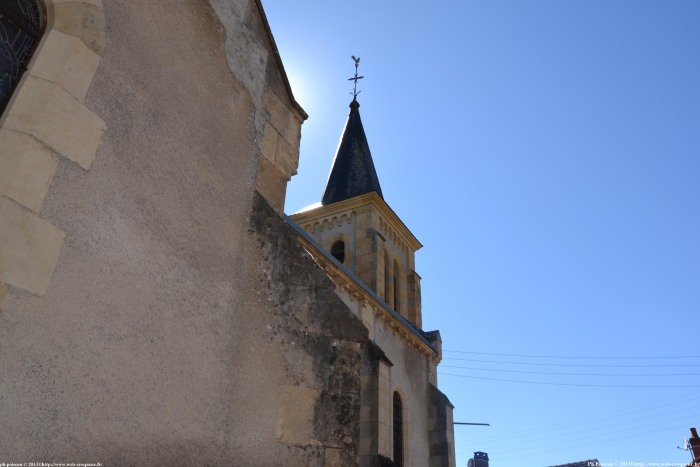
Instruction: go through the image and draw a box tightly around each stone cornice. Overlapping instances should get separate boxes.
[290,192,422,252]
[285,215,439,363]
[292,210,355,234]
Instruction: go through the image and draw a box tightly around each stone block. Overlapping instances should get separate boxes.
[264,87,301,145]
[30,29,101,101]
[4,76,106,169]
[0,197,65,295]
[379,363,391,379]
[360,420,373,438]
[356,245,372,257]
[54,0,103,7]
[359,438,371,456]
[53,1,106,54]
[360,375,371,390]
[361,309,374,330]
[360,406,371,424]
[0,130,59,212]
[275,385,320,446]
[274,137,298,179]
[324,448,345,465]
[256,158,286,214]
[260,122,278,164]
[378,406,389,425]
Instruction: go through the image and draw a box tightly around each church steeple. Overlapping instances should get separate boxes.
[322,99,383,205]
[322,57,382,206]
[291,57,423,327]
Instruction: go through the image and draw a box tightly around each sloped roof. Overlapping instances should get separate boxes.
[322,99,383,205]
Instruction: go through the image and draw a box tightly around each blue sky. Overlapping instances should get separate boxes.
[263,1,700,465]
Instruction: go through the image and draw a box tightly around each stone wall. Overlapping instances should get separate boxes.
[288,221,444,466]
[0,0,106,299]
[0,0,304,307]
[0,0,363,465]
[247,193,368,465]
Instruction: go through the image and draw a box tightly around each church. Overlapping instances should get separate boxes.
[0,0,456,465]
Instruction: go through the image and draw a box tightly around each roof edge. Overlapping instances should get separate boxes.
[290,192,423,251]
[284,215,436,356]
[253,0,308,121]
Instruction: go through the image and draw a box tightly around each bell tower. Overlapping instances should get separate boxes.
[290,63,423,326]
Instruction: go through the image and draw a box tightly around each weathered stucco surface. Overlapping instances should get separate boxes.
[0,0,364,464]
[247,193,369,465]
[0,1,455,465]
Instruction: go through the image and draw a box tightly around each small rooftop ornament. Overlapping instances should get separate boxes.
[348,55,364,100]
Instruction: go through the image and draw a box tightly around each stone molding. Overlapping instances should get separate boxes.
[299,211,356,234]
[293,231,439,364]
[379,215,408,254]
[290,192,422,253]
[0,0,106,302]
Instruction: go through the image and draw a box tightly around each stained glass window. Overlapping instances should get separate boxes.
[0,0,45,116]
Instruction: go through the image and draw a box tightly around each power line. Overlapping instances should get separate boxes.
[460,392,700,455]
[494,417,696,460]
[442,357,700,368]
[469,403,700,451]
[439,372,700,388]
[440,364,700,377]
[465,392,700,444]
[443,349,700,359]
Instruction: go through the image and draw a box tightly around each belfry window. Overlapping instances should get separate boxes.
[393,392,404,467]
[0,0,45,116]
[330,240,345,264]
[393,260,400,312]
[384,251,391,307]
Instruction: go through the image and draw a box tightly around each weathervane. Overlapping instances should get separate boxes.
[348,55,364,100]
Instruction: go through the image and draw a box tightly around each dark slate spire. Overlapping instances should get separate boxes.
[322,99,383,205]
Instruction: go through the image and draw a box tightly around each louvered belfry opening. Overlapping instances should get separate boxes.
[330,240,345,264]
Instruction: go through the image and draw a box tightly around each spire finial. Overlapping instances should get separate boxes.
[348,55,364,100]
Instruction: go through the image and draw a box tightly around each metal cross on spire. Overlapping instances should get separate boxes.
[348,55,364,100]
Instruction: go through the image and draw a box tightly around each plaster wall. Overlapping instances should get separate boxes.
[0,1,356,465]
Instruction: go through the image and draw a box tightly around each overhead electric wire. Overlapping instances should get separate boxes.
[494,417,696,460]
[468,403,700,450]
[440,364,700,377]
[442,348,700,460]
[465,392,700,444]
[442,357,700,367]
[443,349,700,359]
[439,372,700,388]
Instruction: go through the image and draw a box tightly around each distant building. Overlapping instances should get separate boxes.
[547,461,600,467]
[467,451,489,467]
[686,427,700,467]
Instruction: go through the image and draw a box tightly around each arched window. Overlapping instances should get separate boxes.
[393,392,404,467]
[393,260,400,312]
[330,240,345,264]
[384,250,391,307]
[0,0,46,116]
